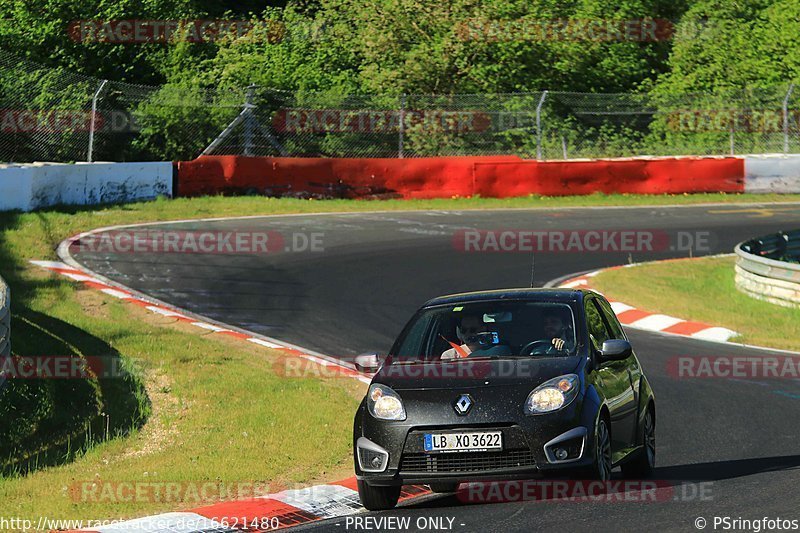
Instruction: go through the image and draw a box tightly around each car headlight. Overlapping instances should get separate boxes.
[367,384,406,421]
[525,374,580,414]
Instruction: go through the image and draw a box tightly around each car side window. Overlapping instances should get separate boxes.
[584,298,610,351]
[392,311,432,358]
[594,298,626,340]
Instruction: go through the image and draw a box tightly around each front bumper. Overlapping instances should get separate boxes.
[354,396,598,487]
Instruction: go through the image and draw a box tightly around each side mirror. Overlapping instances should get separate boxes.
[354,352,384,372]
[600,339,632,362]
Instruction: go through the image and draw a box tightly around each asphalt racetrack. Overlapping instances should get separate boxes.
[70,203,800,532]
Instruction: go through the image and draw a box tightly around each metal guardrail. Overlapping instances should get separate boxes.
[735,230,800,308]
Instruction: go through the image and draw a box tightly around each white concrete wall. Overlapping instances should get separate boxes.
[0,165,35,211]
[0,162,172,211]
[744,154,800,193]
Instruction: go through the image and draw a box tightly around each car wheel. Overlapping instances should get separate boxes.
[428,483,459,493]
[357,479,401,511]
[589,417,613,481]
[622,406,655,478]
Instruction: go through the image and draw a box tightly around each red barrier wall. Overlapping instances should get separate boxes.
[175,155,745,198]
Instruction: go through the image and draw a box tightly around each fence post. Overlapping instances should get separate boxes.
[536,90,548,160]
[244,84,256,157]
[783,83,795,155]
[87,79,108,162]
[202,86,287,157]
[398,94,406,158]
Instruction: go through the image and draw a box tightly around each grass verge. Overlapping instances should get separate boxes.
[0,192,799,521]
[591,255,800,352]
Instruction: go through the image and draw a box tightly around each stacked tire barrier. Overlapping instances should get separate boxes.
[735,230,800,308]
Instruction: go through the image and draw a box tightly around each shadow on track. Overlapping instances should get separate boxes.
[395,454,800,510]
[655,454,800,481]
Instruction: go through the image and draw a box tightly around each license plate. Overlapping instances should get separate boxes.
[423,431,502,453]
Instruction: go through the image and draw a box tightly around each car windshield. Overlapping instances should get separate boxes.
[391,301,577,362]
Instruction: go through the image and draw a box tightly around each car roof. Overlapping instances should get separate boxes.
[423,288,592,308]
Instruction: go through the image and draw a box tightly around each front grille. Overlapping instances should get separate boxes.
[400,450,535,473]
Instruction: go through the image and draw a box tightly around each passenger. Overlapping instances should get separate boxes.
[543,309,574,352]
[441,314,511,360]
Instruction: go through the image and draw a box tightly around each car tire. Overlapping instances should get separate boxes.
[622,406,655,478]
[586,417,613,481]
[428,483,459,493]
[357,479,401,511]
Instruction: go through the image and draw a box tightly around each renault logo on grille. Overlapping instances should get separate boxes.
[454,394,472,415]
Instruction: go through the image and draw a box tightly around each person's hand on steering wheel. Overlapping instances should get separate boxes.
[551,337,566,351]
[521,339,558,356]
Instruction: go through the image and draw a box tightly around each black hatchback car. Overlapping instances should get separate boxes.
[352,288,656,510]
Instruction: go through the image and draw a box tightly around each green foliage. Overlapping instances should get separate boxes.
[188,0,688,94]
[0,0,691,92]
[654,0,800,92]
[0,0,799,160]
[0,311,150,470]
[128,83,244,160]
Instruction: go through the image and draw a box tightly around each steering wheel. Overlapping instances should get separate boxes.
[520,339,556,356]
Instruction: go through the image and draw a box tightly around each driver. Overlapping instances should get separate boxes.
[543,309,574,352]
[441,314,509,360]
